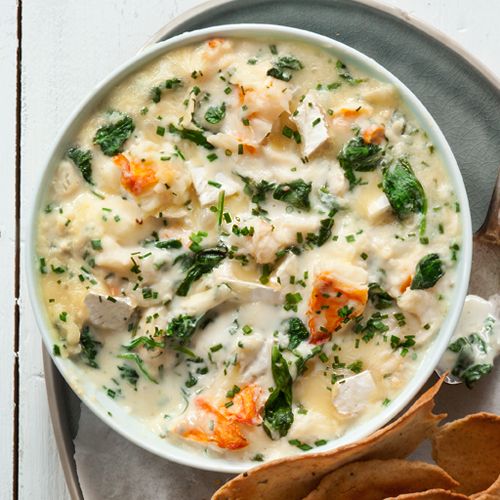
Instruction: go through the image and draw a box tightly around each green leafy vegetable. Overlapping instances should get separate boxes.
[168,124,214,149]
[117,352,158,384]
[267,55,304,81]
[205,102,226,124]
[123,336,165,351]
[273,180,312,210]
[354,312,389,343]
[165,314,198,341]
[237,174,276,215]
[150,77,182,103]
[155,239,182,250]
[411,253,444,290]
[382,159,427,219]
[93,114,135,156]
[67,147,93,184]
[284,317,309,349]
[295,346,322,376]
[306,187,340,247]
[176,246,228,296]
[336,60,364,85]
[449,332,493,388]
[288,439,312,451]
[390,335,416,356]
[263,345,294,439]
[79,326,102,368]
[338,136,383,188]
[368,282,394,309]
[118,364,139,387]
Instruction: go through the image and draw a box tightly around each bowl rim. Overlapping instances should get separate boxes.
[27,23,472,474]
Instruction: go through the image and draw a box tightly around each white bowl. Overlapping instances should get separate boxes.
[27,24,472,473]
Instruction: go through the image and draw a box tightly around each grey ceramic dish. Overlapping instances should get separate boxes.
[42,0,500,497]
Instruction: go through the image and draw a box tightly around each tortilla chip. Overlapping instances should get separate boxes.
[470,473,500,500]
[212,377,446,500]
[303,459,458,500]
[386,488,469,499]
[431,412,500,495]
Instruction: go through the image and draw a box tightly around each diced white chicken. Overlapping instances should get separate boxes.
[207,132,240,152]
[293,94,329,157]
[238,334,273,387]
[223,278,282,304]
[84,292,136,330]
[187,164,240,206]
[332,371,376,416]
[237,216,321,264]
[367,194,391,222]
[175,284,233,317]
[272,254,299,291]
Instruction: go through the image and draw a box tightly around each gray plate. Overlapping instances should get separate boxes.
[43,1,500,498]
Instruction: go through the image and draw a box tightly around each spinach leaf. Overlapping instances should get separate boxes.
[117,352,158,384]
[457,364,493,389]
[338,136,383,188]
[205,102,226,124]
[411,253,444,290]
[118,364,139,387]
[67,147,93,184]
[165,314,198,341]
[449,333,493,388]
[150,77,182,103]
[273,180,312,210]
[267,55,304,81]
[284,317,309,349]
[382,159,427,219]
[168,124,215,150]
[93,114,135,156]
[237,174,276,215]
[263,345,294,439]
[79,325,102,368]
[176,246,228,296]
[295,346,322,376]
[368,283,394,309]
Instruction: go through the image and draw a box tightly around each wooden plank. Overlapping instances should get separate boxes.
[18,1,201,499]
[0,0,20,498]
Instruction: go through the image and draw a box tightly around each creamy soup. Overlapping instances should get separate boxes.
[36,37,462,461]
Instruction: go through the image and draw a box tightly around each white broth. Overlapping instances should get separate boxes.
[37,37,461,462]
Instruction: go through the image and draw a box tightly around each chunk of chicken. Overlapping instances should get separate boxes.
[332,370,376,416]
[84,292,136,330]
[293,93,329,157]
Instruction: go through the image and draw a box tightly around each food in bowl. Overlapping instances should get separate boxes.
[36,36,463,462]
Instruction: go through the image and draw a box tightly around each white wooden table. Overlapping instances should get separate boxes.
[1,1,499,498]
